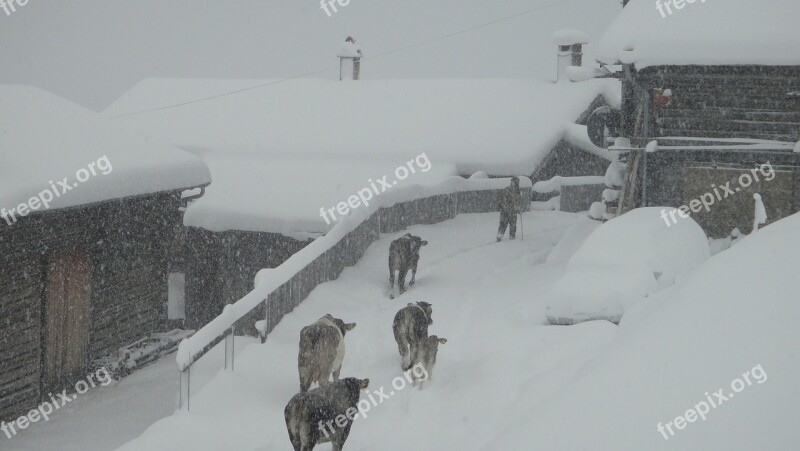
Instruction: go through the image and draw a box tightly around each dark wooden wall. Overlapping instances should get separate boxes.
[643,149,800,237]
[184,228,311,331]
[0,191,182,422]
[638,66,800,142]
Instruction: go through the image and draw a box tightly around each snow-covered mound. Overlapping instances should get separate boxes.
[597,0,800,67]
[545,207,709,324]
[0,86,210,213]
[490,211,800,450]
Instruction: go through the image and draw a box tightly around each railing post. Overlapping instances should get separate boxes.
[179,367,190,411]
[268,296,270,344]
[224,327,235,371]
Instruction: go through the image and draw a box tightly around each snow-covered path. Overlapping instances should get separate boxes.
[109,211,617,451]
[2,335,258,451]
[6,211,618,451]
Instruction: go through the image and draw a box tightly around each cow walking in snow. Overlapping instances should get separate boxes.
[284,377,369,451]
[388,233,428,299]
[298,314,356,393]
[392,302,433,371]
[410,335,447,388]
[497,176,522,241]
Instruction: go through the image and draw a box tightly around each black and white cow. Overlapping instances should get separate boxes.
[284,377,369,451]
[388,233,428,299]
[392,302,433,371]
[298,314,356,393]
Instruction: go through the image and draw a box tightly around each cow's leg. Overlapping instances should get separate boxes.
[405,342,419,372]
[397,337,410,370]
[299,366,311,393]
[299,422,315,451]
[398,266,408,294]
[332,424,352,451]
[319,358,334,385]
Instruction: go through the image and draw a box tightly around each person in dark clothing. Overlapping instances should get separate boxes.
[497,176,522,241]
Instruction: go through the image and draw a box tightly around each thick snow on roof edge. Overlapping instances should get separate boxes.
[597,0,800,67]
[0,86,210,214]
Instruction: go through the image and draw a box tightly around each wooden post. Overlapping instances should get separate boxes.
[224,327,235,371]
[179,367,190,411]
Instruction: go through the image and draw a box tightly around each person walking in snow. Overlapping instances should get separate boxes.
[497,176,522,241]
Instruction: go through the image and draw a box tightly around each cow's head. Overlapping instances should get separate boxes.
[404,234,428,253]
[415,301,433,324]
[341,377,370,393]
[325,314,356,336]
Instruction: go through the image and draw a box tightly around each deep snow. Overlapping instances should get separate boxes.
[491,211,800,450]
[120,211,620,451]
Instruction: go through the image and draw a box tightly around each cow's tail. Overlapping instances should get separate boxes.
[285,402,303,451]
[298,330,316,392]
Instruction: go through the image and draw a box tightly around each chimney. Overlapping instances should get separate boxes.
[338,36,362,81]
[553,29,589,82]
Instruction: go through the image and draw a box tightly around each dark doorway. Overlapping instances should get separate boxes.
[43,248,91,393]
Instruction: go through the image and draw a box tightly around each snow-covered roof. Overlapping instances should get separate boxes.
[0,86,210,214]
[105,78,619,174]
[597,0,800,67]
[104,78,619,235]
[553,29,589,46]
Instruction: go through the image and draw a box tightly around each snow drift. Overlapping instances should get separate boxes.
[490,210,800,450]
[545,207,709,324]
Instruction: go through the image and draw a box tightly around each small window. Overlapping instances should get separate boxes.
[168,272,186,320]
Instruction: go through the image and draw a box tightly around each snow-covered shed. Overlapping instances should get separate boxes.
[103,77,620,328]
[0,86,210,422]
[595,0,800,237]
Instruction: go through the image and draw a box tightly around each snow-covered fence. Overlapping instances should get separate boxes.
[176,176,531,410]
[532,175,606,213]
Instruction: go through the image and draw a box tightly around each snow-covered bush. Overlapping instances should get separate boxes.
[545,207,709,325]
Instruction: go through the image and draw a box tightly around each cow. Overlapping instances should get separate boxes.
[285,377,370,451]
[298,314,356,393]
[388,233,428,299]
[392,302,433,371]
[410,335,447,389]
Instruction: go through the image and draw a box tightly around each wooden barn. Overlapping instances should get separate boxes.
[0,87,210,422]
[595,0,800,237]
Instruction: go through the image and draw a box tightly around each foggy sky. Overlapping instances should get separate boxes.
[0,0,618,111]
